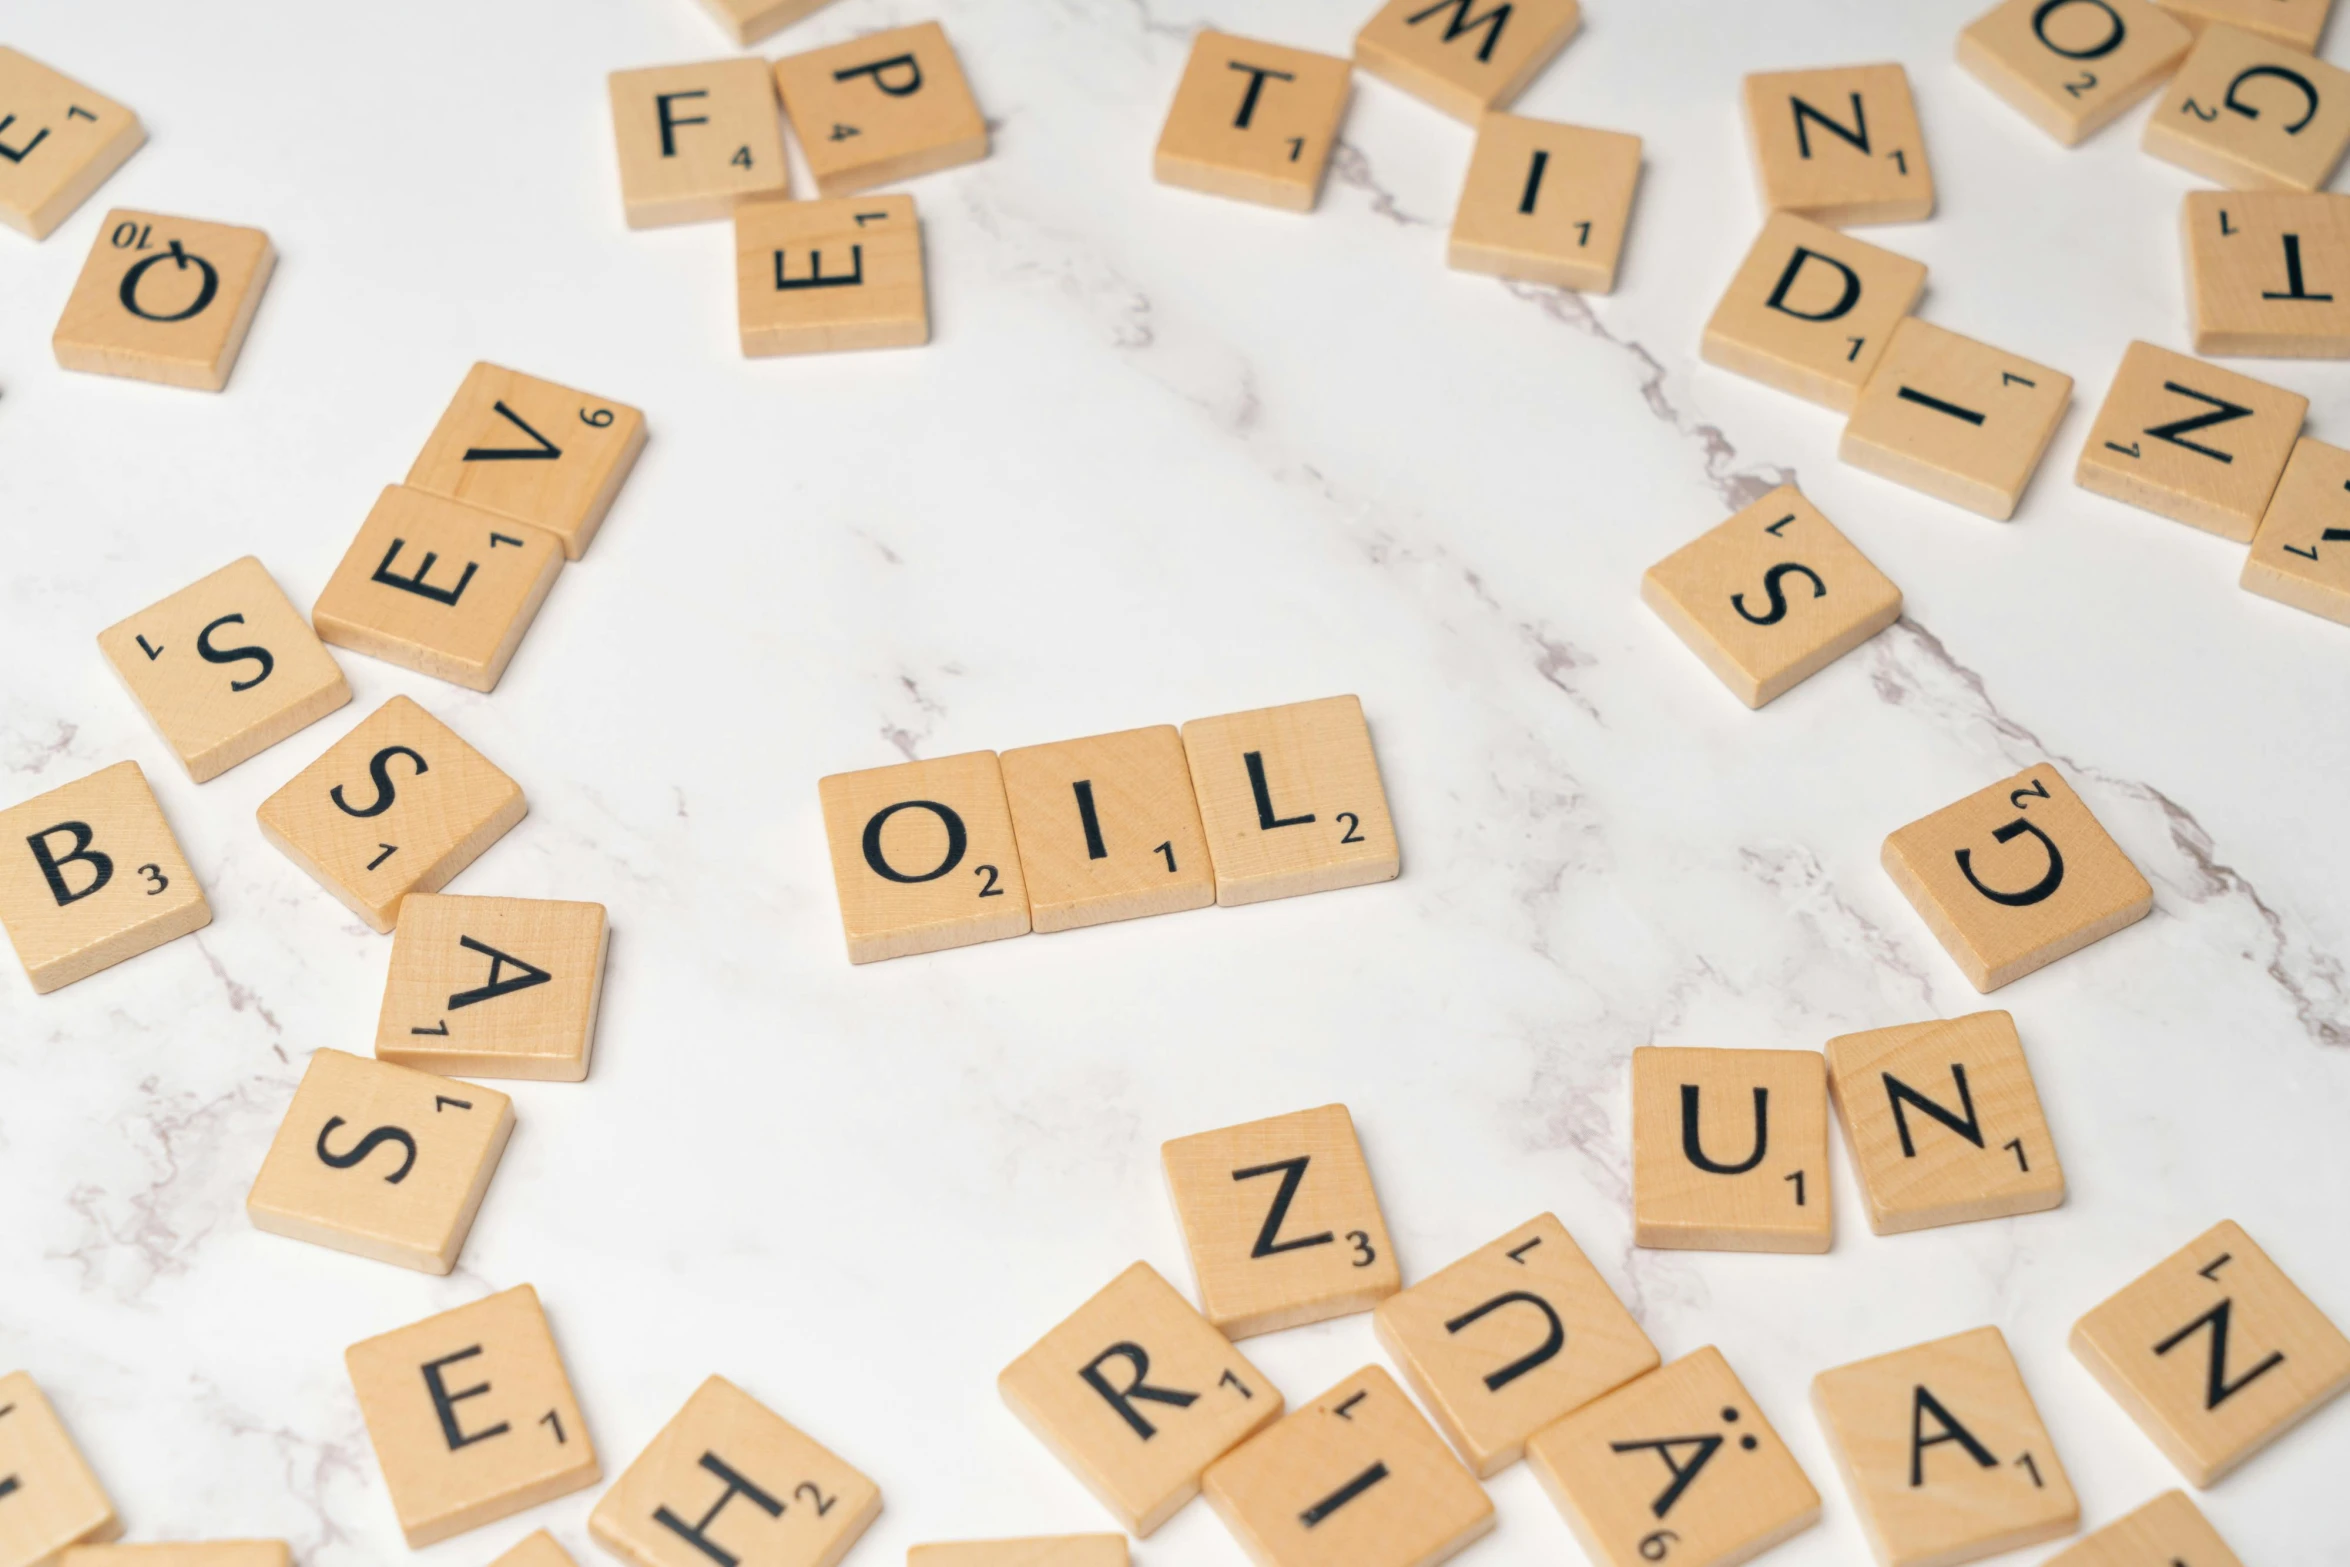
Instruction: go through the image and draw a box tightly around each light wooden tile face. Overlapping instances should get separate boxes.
[1154,32,1352,212]
[817,749,1028,963]
[907,1538,1125,1567]
[609,58,788,228]
[2042,1491,2243,1567]
[1701,213,1927,412]
[1881,763,2150,992]
[1840,318,2073,520]
[1371,1214,1658,1477]
[1163,1105,1401,1338]
[999,726,1214,934]
[2243,435,2350,624]
[2071,1220,2350,1485]
[692,0,836,48]
[1353,0,1580,122]
[52,211,273,391]
[376,895,608,1082]
[246,1048,514,1273]
[62,1544,288,1566]
[405,364,646,561]
[97,556,350,782]
[256,696,527,934]
[1812,1326,2077,1567]
[1180,695,1398,908]
[589,1374,880,1567]
[2144,25,2350,190]
[1744,65,1933,225]
[1447,115,1640,293]
[1824,1012,2064,1237]
[774,23,987,196]
[0,761,209,995]
[2075,341,2306,541]
[1631,1047,1830,1254]
[1642,483,1902,709]
[1525,1347,1820,1567]
[2157,0,2333,47]
[0,49,143,240]
[736,195,928,357]
[0,1372,120,1567]
[2183,189,2350,356]
[1958,0,2193,145]
[999,1262,1282,1536]
[487,1530,579,1567]
[347,1286,598,1548]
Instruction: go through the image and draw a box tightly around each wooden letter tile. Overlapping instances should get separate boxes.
[52,211,273,391]
[2076,341,2306,541]
[488,1531,579,1567]
[2243,435,2350,625]
[1631,1047,1830,1253]
[774,23,987,196]
[1959,0,2192,146]
[1840,318,2073,519]
[1744,65,1933,226]
[2041,1491,2243,1567]
[0,50,143,240]
[1825,1012,2063,1236]
[691,0,836,48]
[246,1048,514,1273]
[1371,1214,1658,1477]
[256,696,526,933]
[62,1546,288,1567]
[1154,33,1352,212]
[347,1285,598,1547]
[2145,25,2350,190]
[2156,0,2333,48]
[1882,763,2150,992]
[736,195,927,356]
[1643,483,1902,708]
[1525,1347,1820,1567]
[0,1372,120,1567]
[589,1374,880,1567]
[1701,212,1927,412]
[376,895,608,1082]
[609,58,788,228]
[0,761,209,995]
[818,749,1028,962]
[2183,189,2350,355]
[1000,725,1214,933]
[404,364,645,560]
[1180,695,1398,907]
[908,1540,1124,1567]
[1446,115,1641,293]
[999,1262,1282,1535]
[1353,0,1580,122]
[1812,1326,2078,1567]
[2071,1219,2350,1485]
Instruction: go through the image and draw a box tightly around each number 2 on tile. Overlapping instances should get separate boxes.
[1337,812,1363,844]
[975,864,1003,897]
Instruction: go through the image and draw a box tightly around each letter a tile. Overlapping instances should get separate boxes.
[0,1371,121,1567]
[908,1541,1125,1567]
[1353,0,1581,123]
[1743,65,1933,226]
[2076,342,2305,541]
[1841,319,2072,519]
[376,895,608,1081]
[51,211,272,391]
[1447,114,1642,293]
[2183,190,2350,356]
[2156,0,2333,48]
[405,364,647,561]
[608,58,789,228]
[1958,0,2191,146]
[2070,1220,2350,1485]
[2041,1490,2245,1567]
[1702,213,1926,412]
[62,1545,289,1567]
[0,49,144,240]
[2144,25,2350,191]
[773,23,988,196]
[0,761,210,995]
[736,194,928,356]
[1632,1047,1830,1253]
[1000,726,1215,933]
[1180,695,1398,907]
[2243,436,2350,626]
[818,749,1029,963]
[1154,33,1352,212]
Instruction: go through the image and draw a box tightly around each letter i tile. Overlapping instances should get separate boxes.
[1840,319,2072,519]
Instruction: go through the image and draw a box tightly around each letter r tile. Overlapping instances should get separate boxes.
[817,749,1029,963]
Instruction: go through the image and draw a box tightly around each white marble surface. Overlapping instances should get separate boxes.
[4,0,2349,1562]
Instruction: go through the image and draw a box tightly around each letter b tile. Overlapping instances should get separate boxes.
[818,749,1029,963]
[1180,695,1398,907]
[51,210,273,390]
[1632,1046,1830,1254]
[0,1371,121,1567]
[0,760,210,995]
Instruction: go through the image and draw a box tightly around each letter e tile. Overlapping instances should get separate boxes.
[736,194,928,356]
[0,49,144,240]
[0,1370,121,1567]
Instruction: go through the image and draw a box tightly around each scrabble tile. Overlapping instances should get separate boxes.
[2182,189,2350,355]
[1631,1047,1830,1254]
[1743,64,1934,226]
[1371,1214,1658,1477]
[1701,212,1927,412]
[609,59,789,229]
[1840,318,2073,520]
[1446,114,1641,293]
[1881,763,2151,992]
[0,1372,121,1567]
[52,211,272,391]
[312,486,564,693]
[2157,0,2333,48]
[488,1531,579,1567]
[376,895,607,1082]
[97,557,349,783]
[347,1285,598,1547]
[1525,1347,1820,1567]
[2071,1220,2350,1485]
[0,761,209,995]
[1180,696,1398,908]
[999,726,1215,934]
[62,1546,288,1567]
[1642,483,1902,709]
[690,0,835,48]
[999,1263,1282,1536]
[1353,0,1581,122]
[1164,1105,1400,1338]
[589,1374,879,1567]
[2075,341,2305,541]
[1202,1366,1492,1567]
[774,23,988,196]
[404,364,646,561]
[245,1048,514,1273]
[1958,0,2193,146]
[256,696,526,934]
[1154,33,1353,213]
[2243,435,2350,624]
[907,1539,1124,1567]
[2041,1491,2243,1567]
[0,49,143,240]
[817,749,1028,963]
[736,195,928,357]
[1812,1326,2078,1567]
[2144,25,2350,190]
